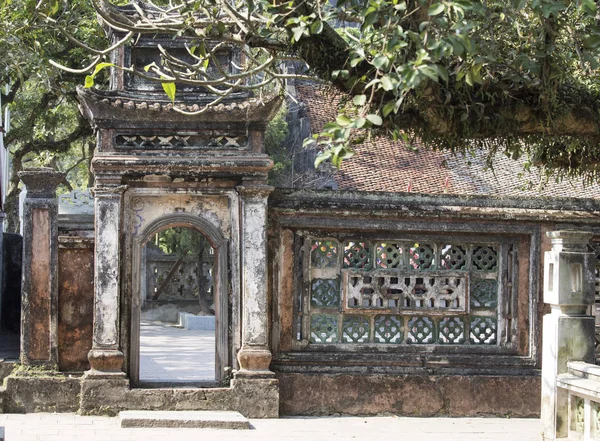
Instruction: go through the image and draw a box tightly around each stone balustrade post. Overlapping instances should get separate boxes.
[541,230,596,440]
[87,183,127,376]
[18,168,64,367]
[235,184,274,378]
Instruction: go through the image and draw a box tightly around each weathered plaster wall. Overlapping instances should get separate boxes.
[277,373,540,417]
[128,192,231,240]
[29,209,51,361]
[58,237,94,371]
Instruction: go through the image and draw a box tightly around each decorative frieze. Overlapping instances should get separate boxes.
[115,133,249,151]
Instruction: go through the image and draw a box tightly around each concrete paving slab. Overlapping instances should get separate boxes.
[0,413,543,441]
[119,410,249,429]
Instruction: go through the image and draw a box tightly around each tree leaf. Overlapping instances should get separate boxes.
[380,75,394,91]
[436,64,449,83]
[162,81,176,103]
[382,101,396,117]
[84,62,115,88]
[584,34,600,50]
[366,114,383,126]
[419,65,438,82]
[84,75,94,88]
[353,94,367,106]
[292,26,305,42]
[428,3,445,16]
[315,150,332,168]
[310,20,323,34]
[353,117,366,128]
[581,0,597,14]
[336,115,352,126]
[372,56,390,70]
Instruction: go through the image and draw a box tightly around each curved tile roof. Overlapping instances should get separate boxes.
[297,84,600,199]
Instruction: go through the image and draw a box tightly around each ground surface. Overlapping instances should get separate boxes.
[0,414,542,441]
[139,321,215,382]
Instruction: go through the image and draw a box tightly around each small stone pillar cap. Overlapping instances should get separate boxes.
[18,167,65,198]
[547,230,593,253]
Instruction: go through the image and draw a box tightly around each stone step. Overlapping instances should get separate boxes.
[118,410,250,429]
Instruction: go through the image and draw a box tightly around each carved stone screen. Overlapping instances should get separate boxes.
[302,238,508,346]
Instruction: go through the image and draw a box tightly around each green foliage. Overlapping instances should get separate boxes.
[161,81,177,104]
[1,0,105,231]
[299,0,600,179]
[264,103,291,185]
[157,227,211,258]
[20,0,600,182]
[84,63,115,88]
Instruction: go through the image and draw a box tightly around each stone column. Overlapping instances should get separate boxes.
[87,183,127,376]
[18,168,64,367]
[235,184,274,378]
[541,230,596,440]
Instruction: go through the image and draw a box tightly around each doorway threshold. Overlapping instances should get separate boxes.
[137,380,227,389]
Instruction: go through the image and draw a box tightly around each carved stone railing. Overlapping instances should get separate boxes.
[556,362,600,440]
[542,231,596,440]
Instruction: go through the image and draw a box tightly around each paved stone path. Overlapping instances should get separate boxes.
[0,413,542,441]
[139,321,215,382]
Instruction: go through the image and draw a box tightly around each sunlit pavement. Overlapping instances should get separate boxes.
[139,321,215,382]
[0,413,542,441]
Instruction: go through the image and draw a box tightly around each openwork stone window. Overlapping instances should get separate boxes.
[303,238,510,347]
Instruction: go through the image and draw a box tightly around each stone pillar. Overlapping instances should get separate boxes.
[541,230,596,440]
[87,183,127,376]
[235,184,274,378]
[18,168,64,367]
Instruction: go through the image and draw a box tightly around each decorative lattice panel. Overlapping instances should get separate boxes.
[311,240,339,269]
[440,245,467,270]
[469,317,497,344]
[310,314,338,343]
[345,272,467,311]
[342,315,370,343]
[438,317,466,344]
[470,279,498,308]
[376,243,403,269]
[344,242,372,270]
[472,245,498,272]
[407,317,436,343]
[303,236,504,347]
[311,279,340,308]
[374,315,403,343]
[409,244,435,270]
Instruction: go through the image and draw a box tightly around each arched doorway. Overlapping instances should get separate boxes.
[130,215,229,386]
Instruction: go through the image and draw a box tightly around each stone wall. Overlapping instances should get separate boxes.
[58,237,94,371]
[267,189,600,417]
